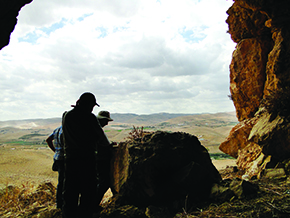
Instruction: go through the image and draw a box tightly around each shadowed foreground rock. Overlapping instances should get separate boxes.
[102,131,222,217]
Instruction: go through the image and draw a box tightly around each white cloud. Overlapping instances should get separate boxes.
[0,0,235,121]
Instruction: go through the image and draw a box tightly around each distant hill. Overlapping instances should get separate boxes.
[0,112,238,149]
[0,112,232,128]
[0,118,62,129]
[111,112,195,125]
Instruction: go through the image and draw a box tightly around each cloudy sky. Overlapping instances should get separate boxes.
[0,0,236,121]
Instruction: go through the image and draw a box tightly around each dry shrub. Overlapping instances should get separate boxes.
[0,181,61,218]
[126,126,150,142]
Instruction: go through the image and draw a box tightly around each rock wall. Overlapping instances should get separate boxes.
[220,0,290,177]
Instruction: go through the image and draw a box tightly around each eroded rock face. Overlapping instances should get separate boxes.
[219,118,258,158]
[222,0,290,177]
[249,111,290,160]
[230,38,270,121]
[107,131,221,216]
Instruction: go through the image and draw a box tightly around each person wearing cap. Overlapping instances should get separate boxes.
[95,111,116,209]
[61,92,111,218]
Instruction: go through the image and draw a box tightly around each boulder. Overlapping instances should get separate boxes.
[106,131,222,216]
[258,168,286,180]
[229,178,259,199]
[210,177,259,202]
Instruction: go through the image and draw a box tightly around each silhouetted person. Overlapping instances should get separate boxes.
[46,126,64,209]
[95,111,117,209]
[62,92,110,218]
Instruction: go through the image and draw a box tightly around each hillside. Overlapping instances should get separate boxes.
[0,112,237,187]
[0,112,238,150]
[0,112,235,128]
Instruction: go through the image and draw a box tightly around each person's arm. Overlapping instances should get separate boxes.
[46,135,56,152]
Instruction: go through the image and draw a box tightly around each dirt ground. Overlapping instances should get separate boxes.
[0,145,57,188]
[212,158,237,170]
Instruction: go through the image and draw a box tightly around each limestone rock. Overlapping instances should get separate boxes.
[230,38,271,121]
[236,142,267,178]
[238,0,290,29]
[264,29,290,96]
[229,178,259,199]
[210,183,235,202]
[210,178,259,202]
[219,118,257,158]
[258,168,286,180]
[223,0,290,177]
[110,142,129,194]
[108,131,221,215]
[249,111,290,160]
[226,2,270,44]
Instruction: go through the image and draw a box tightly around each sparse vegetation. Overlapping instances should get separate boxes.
[5,140,37,146]
[0,182,61,218]
[210,153,235,160]
[19,134,46,140]
[126,126,150,141]
[174,168,290,218]
[2,168,290,218]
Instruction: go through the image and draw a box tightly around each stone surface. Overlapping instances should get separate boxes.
[229,178,259,199]
[249,111,290,160]
[258,168,286,180]
[110,143,129,194]
[219,118,258,158]
[229,38,271,121]
[236,142,265,178]
[107,131,221,216]
[226,2,270,44]
[222,0,290,177]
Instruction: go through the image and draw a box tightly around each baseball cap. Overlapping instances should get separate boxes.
[72,92,100,107]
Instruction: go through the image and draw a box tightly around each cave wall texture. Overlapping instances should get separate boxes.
[220,0,290,177]
[1,0,290,177]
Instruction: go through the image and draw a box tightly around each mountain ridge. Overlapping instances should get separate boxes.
[0,111,236,129]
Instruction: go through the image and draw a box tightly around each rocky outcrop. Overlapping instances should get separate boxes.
[0,0,33,50]
[221,0,290,178]
[106,131,222,217]
[219,117,258,158]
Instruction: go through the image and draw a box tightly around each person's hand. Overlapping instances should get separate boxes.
[111,142,118,148]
